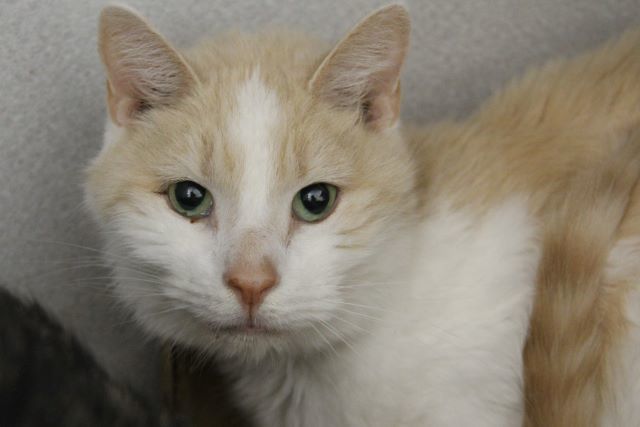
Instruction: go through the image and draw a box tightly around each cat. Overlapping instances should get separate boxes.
[0,287,182,427]
[85,4,640,426]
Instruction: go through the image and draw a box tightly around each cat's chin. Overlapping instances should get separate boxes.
[193,319,331,362]
[214,323,284,337]
[201,326,305,362]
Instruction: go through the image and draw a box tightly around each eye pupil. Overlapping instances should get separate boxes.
[292,182,338,223]
[174,181,205,210]
[168,181,213,219]
[300,184,330,214]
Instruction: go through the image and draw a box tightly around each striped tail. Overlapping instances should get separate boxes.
[523,133,640,427]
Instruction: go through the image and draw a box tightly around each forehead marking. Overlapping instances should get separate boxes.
[228,69,281,227]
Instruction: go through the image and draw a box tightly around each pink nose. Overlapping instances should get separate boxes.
[224,260,278,313]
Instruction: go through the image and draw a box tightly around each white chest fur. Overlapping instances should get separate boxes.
[231,198,540,427]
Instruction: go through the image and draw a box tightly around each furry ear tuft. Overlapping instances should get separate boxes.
[98,5,197,126]
[309,4,410,131]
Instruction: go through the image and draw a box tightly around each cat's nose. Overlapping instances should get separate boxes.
[224,259,278,313]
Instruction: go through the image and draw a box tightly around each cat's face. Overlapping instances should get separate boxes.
[87,5,413,360]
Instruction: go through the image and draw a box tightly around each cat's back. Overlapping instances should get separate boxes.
[408,28,640,214]
[407,27,640,426]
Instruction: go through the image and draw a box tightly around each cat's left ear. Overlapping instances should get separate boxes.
[309,4,410,131]
[98,6,198,126]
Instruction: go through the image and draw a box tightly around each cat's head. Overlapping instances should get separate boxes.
[86,4,415,361]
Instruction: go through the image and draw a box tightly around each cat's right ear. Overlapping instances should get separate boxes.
[98,6,197,126]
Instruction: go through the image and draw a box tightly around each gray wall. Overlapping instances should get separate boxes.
[1,0,639,398]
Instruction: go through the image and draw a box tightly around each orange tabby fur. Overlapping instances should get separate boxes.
[523,137,640,427]
[408,29,640,426]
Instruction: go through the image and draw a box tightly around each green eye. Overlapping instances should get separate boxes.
[292,183,338,223]
[168,181,213,219]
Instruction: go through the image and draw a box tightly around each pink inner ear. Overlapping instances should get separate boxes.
[107,78,148,127]
[308,6,409,131]
[113,97,140,127]
[363,80,402,130]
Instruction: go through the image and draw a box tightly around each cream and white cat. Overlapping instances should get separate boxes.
[86,4,640,426]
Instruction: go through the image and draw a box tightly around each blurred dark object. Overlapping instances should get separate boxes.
[0,287,181,427]
[162,346,251,427]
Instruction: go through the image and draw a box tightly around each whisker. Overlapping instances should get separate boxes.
[330,315,375,337]
[316,318,362,358]
[323,300,396,314]
[26,239,152,268]
[309,323,339,358]
[331,306,384,322]
[28,260,162,285]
